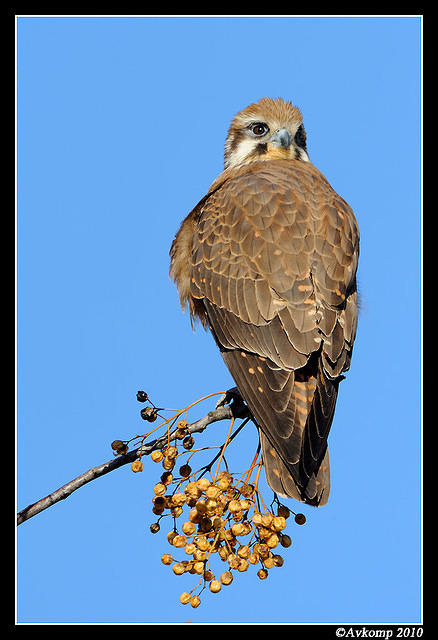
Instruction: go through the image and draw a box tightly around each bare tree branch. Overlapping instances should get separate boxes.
[17,394,249,526]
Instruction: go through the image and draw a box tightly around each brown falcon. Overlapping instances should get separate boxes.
[170,97,359,506]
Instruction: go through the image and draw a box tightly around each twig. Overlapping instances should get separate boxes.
[17,394,249,526]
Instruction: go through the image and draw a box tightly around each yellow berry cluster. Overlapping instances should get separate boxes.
[147,440,305,608]
[116,391,307,609]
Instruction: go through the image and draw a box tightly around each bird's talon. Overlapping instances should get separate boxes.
[215,387,241,409]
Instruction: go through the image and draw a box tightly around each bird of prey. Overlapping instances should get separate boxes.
[170,97,359,506]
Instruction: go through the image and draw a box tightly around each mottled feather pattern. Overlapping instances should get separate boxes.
[170,100,359,506]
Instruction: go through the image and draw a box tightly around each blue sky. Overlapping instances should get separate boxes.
[16,16,422,625]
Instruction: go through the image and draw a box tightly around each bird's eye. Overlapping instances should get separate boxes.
[250,122,269,136]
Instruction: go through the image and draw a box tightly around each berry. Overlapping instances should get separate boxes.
[237,545,250,558]
[280,534,292,548]
[162,457,175,471]
[182,521,196,535]
[153,483,166,496]
[131,460,143,473]
[193,549,206,562]
[141,406,157,422]
[172,534,187,548]
[160,471,173,484]
[266,533,279,549]
[111,440,125,451]
[173,563,185,575]
[294,513,306,525]
[273,554,284,567]
[151,450,164,463]
[184,543,196,555]
[227,554,240,569]
[209,580,221,593]
[263,556,275,569]
[257,543,270,558]
[196,478,211,492]
[217,476,230,491]
[205,485,221,499]
[179,464,192,478]
[183,436,194,450]
[179,592,191,605]
[170,505,183,518]
[167,531,177,545]
[171,492,186,506]
[220,571,233,585]
[240,483,255,497]
[228,499,241,513]
[164,446,178,460]
[261,513,273,527]
[277,505,290,519]
[195,536,210,551]
[231,522,246,537]
[193,561,204,575]
[195,500,208,515]
[136,391,148,402]
[272,516,287,531]
[237,559,249,572]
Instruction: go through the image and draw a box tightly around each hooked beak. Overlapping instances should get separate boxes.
[269,128,292,150]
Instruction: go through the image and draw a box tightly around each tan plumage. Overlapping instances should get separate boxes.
[170,97,359,506]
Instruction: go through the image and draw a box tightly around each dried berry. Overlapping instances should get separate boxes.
[136,390,148,402]
[220,571,233,585]
[179,592,191,605]
[179,464,192,478]
[209,580,221,593]
[161,554,173,565]
[182,435,194,450]
[164,446,178,460]
[153,483,166,496]
[111,439,125,451]
[160,471,173,485]
[273,554,284,567]
[172,534,187,548]
[277,505,290,519]
[173,563,185,575]
[196,478,211,492]
[151,450,164,463]
[280,534,292,548]
[190,595,201,609]
[182,521,196,535]
[272,516,287,531]
[162,457,175,471]
[141,406,158,422]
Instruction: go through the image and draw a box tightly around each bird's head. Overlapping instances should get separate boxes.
[224,97,309,170]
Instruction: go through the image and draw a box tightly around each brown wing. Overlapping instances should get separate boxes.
[175,158,359,505]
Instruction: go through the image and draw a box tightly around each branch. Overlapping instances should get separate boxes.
[17,393,249,526]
